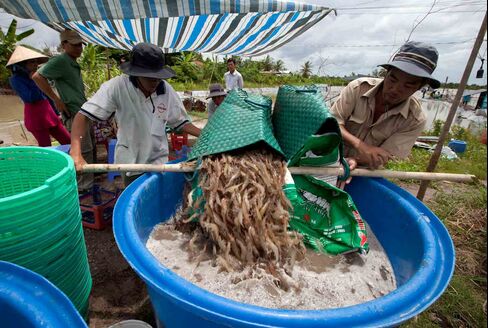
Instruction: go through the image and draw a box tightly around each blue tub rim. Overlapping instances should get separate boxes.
[114,173,455,328]
[0,260,87,327]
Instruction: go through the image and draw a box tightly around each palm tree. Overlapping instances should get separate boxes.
[0,19,35,87]
[262,55,274,71]
[274,59,286,73]
[300,61,313,78]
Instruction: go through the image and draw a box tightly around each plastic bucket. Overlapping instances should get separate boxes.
[0,261,87,328]
[114,173,455,327]
[108,320,153,328]
[447,140,467,153]
[0,147,92,316]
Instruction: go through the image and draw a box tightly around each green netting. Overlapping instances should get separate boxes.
[0,147,92,317]
[272,85,341,160]
[188,89,283,161]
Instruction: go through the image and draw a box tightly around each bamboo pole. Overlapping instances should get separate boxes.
[81,163,476,183]
[417,11,487,200]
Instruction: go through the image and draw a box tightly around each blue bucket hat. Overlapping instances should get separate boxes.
[380,41,441,89]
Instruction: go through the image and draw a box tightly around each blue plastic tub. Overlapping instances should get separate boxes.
[0,261,87,328]
[114,173,455,328]
[448,140,467,153]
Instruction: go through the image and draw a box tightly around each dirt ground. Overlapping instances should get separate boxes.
[83,206,156,327]
[83,151,156,327]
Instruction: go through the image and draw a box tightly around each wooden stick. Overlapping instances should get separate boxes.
[81,163,476,182]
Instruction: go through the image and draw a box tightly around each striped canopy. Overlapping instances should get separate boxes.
[1,0,333,56]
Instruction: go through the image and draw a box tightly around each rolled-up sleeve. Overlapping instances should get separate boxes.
[330,82,358,125]
[380,119,426,159]
[80,79,117,121]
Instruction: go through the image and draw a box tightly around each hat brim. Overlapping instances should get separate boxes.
[206,91,227,99]
[120,62,176,79]
[380,61,440,89]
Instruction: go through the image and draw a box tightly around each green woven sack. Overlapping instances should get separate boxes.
[188,89,283,161]
[272,85,341,160]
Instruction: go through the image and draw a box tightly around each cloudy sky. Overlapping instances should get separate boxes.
[1,0,487,85]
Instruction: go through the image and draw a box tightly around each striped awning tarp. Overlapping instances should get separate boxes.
[1,0,334,56]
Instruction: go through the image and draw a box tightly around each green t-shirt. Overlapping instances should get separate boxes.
[39,53,86,115]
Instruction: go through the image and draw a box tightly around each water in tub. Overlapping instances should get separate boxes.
[146,211,396,310]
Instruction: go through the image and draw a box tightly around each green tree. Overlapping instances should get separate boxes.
[300,61,313,78]
[79,44,105,71]
[274,59,286,73]
[172,52,202,83]
[262,55,274,71]
[0,19,35,87]
[79,45,122,96]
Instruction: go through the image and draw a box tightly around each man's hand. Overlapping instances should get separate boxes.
[32,72,71,118]
[70,153,87,172]
[54,98,71,118]
[354,141,392,169]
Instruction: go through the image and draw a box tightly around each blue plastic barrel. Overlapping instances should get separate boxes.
[0,261,87,328]
[114,173,455,328]
[448,140,467,153]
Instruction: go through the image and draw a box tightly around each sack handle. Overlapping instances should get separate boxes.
[295,89,317,94]
[337,156,350,181]
[239,89,270,110]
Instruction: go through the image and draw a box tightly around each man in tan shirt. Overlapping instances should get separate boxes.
[331,41,440,169]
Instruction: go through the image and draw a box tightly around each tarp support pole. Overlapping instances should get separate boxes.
[417,11,487,201]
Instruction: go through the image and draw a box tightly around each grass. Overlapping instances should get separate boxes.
[386,129,487,180]
[384,128,487,327]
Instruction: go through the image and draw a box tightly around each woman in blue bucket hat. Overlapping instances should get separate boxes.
[69,43,201,187]
[330,41,440,170]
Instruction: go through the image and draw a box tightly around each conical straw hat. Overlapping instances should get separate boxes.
[6,45,49,67]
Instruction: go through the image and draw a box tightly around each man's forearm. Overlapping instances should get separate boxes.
[339,125,362,150]
[69,113,88,158]
[181,123,201,137]
[32,72,61,102]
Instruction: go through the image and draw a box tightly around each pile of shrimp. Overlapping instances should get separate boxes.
[178,149,305,290]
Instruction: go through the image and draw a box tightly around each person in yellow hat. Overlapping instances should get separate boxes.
[7,45,70,146]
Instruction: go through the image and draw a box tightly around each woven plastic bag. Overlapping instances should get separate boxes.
[188,89,283,161]
[272,85,368,254]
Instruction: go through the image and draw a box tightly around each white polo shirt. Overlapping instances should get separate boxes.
[80,75,190,167]
[224,70,244,90]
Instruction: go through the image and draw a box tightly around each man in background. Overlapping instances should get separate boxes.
[206,83,227,119]
[32,29,95,192]
[224,58,244,90]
